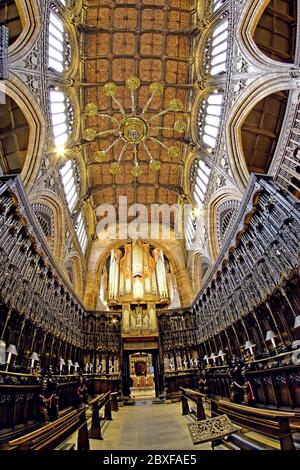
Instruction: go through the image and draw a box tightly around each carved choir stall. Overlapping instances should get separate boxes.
[0,173,300,443]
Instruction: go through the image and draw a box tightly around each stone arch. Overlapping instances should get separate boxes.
[3,0,41,62]
[28,190,65,262]
[0,73,45,190]
[207,188,243,260]
[31,203,55,250]
[253,0,297,65]
[226,76,292,190]
[85,232,193,309]
[237,0,299,70]
[189,251,212,296]
[64,251,84,299]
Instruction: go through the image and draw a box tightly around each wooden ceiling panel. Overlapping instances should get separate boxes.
[241,91,289,174]
[140,33,164,55]
[253,0,297,63]
[83,0,193,213]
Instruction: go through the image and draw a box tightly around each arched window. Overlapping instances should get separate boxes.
[197,93,223,149]
[48,10,71,73]
[50,89,74,147]
[203,18,229,76]
[59,159,80,212]
[213,0,225,12]
[191,160,212,209]
[185,208,196,247]
[76,213,88,253]
[195,11,228,150]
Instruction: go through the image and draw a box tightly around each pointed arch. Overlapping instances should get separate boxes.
[0,73,45,191]
[237,0,299,70]
[64,250,84,299]
[207,188,242,261]
[5,0,42,62]
[226,76,292,190]
[28,190,65,262]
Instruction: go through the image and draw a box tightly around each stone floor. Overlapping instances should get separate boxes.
[89,398,215,450]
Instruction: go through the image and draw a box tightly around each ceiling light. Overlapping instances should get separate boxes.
[83,77,186,177]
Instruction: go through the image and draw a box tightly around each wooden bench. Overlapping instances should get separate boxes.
[111,391,119,412]
[89,391,112,440]
[5,391,114,450]
[180,387,206,421]
[209,398,299,450]
[6,407,90,450]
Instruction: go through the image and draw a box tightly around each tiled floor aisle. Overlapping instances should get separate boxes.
[90,399,212,450]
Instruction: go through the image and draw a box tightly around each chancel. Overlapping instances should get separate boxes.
[0,0,300,454]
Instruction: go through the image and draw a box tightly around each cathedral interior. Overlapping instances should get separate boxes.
[0,0,300,453]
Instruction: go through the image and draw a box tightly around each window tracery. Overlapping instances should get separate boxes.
[197,93,223,149]
[48,9,72,73]
[190,159,212,209]
[75,212,88,253]
[59,159,80,213]
[49,89,74,147]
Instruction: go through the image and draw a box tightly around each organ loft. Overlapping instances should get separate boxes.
[0,0,300,456]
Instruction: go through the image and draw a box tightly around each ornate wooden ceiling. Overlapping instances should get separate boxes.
[82,0,195,217]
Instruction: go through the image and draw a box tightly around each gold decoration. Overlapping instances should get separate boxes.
[169,98,183,112]
[110,162,121,175]
[126,76,141,90]
[168,146,180,158]
[149,82,164,96]
[84,128,97,141]
[84,103,98,116]
[95,151,106,163]
[174,120,187,133]
[104,82,117,97]
[131,165,143,177]
[150,160,161,171]
[120,116,148,144]
[82,77,188,178]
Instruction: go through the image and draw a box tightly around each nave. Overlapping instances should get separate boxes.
[68,395,203,451]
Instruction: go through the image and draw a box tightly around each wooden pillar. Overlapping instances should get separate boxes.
[77,409,90,450]
[182,395,189,415]
[89,402,103,440]
[104,395,112,421]
[111,392,119,411]
[278,417,295,451]
[196,399,206,421]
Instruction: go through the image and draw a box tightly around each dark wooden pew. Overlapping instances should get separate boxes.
[6,407,89,450]
[179,387,206,421]
[209,398,298,450]
[5,391,114,450]
[89,391,112,440]
[111,391,119,412]
[179,389,299,450]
